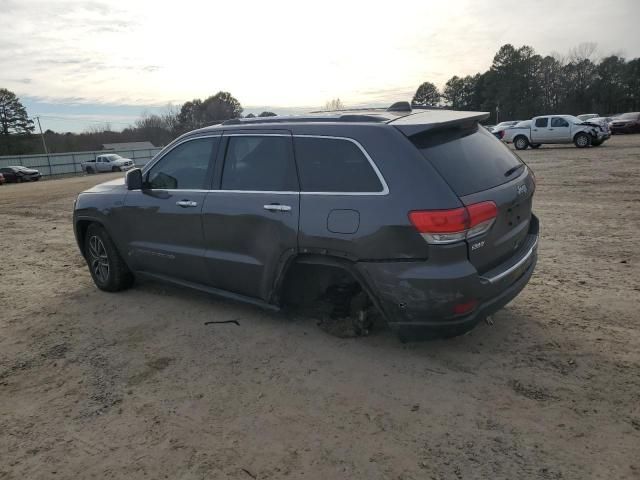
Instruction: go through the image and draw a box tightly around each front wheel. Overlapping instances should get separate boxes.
[514,136,529,150]
[84,224,134,292]
[574,132,590,148]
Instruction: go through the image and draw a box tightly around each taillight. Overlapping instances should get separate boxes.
[408,201,497,244]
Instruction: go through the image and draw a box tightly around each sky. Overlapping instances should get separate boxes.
[1,0,639,132]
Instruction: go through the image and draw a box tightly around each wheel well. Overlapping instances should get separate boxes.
[75,219,98,257]
[574,131,588,139]
[277,255,387,323]
[514,135,528,142]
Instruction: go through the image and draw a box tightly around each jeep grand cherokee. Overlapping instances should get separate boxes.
[73,103,539,341]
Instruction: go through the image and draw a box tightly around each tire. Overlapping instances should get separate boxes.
[514,136,529,150]
[530,144,541,149]
[84,223,134,292]
[86,166,94,174]
[574,132,590,148]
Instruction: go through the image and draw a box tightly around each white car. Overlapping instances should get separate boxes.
[577,113,599,122]
[82,154,135,174]
[504,115,608,150]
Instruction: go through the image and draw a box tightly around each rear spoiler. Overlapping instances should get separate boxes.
[388,110,490,137]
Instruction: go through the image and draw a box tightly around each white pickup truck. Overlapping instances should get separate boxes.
[82,154,135,174]
[504,115,608,150]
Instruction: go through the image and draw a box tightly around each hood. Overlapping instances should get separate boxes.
[82,177,126,193]
[113,157,132,164]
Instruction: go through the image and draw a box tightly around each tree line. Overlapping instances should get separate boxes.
[412,43,640,123]
[2,42,639,155]
[0,90,276,155]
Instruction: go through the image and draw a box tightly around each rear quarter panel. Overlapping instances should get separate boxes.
[289,123,462,260]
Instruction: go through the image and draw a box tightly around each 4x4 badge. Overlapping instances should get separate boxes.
[517,184,528,196]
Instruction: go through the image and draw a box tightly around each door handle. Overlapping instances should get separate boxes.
[264,204,292,212]
[176,200,198,208]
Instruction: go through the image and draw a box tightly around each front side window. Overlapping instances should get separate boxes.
[221,136,297,191]
[146,137,218,190]
[535,118,548,128]
[551,117,569,127]
[294,137,383,192]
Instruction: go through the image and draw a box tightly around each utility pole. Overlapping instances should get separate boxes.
[35,116,52,175]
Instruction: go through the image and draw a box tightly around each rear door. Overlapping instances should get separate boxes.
[122,135,220,284]
[200,132,299,300]
[531,117,550,142]
[409,125,535,273]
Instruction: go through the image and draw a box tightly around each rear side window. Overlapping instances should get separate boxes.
[294,137,383,192]
[410,126,522,197]
[221,136,297,191]
[535,118,548,127]
[147,137,218,190]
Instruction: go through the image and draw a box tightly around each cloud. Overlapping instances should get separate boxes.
[2,0,640,112]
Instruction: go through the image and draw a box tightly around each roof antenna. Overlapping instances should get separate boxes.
[387,101,412,112]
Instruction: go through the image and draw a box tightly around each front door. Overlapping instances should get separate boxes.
[549,117,571,142]
[201,133,299,300]
[122,135,220,284]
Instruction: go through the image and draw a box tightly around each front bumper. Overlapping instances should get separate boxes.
[358,216,539,340]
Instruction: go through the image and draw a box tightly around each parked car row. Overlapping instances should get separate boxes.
[0,154,137,185]
[488,111,639,149]
[0,166,42,183]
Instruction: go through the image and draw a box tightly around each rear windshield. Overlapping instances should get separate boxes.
[410,125,523,197]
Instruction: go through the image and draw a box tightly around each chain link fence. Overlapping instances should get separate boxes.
[0,147,163,177]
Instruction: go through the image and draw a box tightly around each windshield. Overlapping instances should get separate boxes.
[104,154,122,161]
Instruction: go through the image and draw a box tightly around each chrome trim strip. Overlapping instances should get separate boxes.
[140,133,390,196]
[480,236,538,284]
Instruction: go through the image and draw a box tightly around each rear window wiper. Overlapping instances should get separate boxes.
[504,164,525,177]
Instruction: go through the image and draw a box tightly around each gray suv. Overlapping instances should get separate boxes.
[73,103,539,341]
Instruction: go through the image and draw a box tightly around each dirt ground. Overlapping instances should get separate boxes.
[1,135,639,480]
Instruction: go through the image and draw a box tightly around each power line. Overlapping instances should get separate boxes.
[32,114,135,126]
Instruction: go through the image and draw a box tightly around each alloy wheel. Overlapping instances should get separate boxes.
[88,235,110,283]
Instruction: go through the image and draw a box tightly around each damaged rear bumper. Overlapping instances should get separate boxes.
[357,221,539,340]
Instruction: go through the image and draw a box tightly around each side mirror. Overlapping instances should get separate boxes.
[126,168,143,190]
